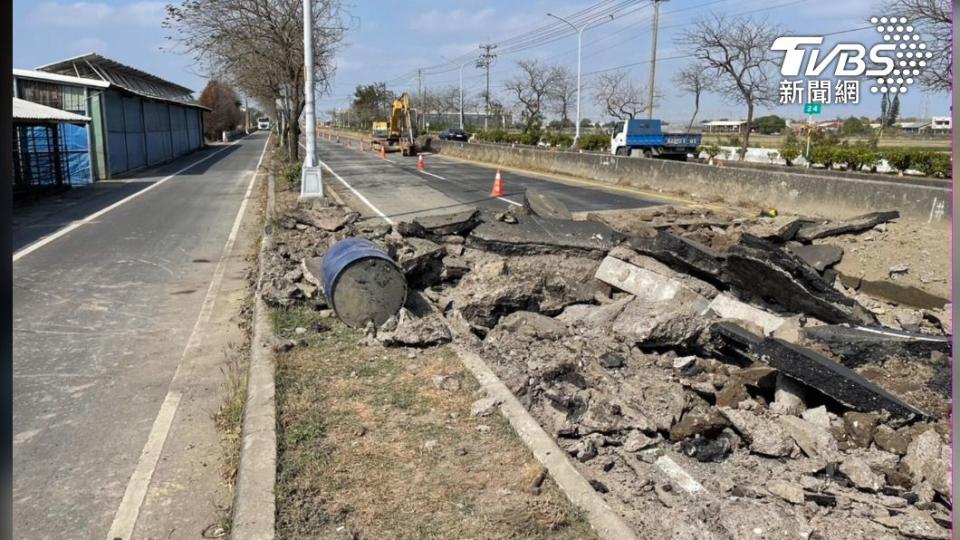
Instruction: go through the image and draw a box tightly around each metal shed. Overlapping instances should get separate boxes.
[16,53,208,179]
[13,97,92,196]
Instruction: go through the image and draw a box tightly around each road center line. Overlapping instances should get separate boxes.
[105,135,270,540]
[13,142,239,262]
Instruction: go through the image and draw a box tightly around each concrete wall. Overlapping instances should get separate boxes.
[431,140,951,224]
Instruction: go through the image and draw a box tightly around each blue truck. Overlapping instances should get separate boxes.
[610,119,701,160]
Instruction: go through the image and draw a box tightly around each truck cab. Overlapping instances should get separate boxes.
[257,117,271,130]
[610,119,701,160]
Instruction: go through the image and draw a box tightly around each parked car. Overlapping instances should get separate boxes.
[439,128,470,141]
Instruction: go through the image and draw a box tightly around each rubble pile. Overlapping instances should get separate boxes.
[263,195,952,538]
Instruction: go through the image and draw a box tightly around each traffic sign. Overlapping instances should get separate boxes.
[803,103,823,115]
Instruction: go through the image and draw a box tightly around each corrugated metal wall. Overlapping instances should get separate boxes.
[104,90,204,177]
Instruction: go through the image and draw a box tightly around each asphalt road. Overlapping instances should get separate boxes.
[314,136,661,221]
[13,132,267,539]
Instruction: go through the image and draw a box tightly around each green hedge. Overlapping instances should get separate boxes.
[806,145,950,178]
[576,133,609,151]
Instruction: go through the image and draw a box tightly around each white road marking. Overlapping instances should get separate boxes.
[13,142,240,262]
[497,196,523,207]
[419,170,446,180]
[317,159,394,225]
[105,135,270,540]
[304,140,394,224]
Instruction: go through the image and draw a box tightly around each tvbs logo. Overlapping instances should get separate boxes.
[772,17,930,94]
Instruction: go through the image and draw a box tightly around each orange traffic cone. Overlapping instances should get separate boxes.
[417,154,425,171]
[380,146,386,159]
[490,169,504,197]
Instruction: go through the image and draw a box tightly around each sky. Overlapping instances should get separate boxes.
[13,0,952,125]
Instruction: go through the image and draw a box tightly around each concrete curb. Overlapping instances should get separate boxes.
[456,346,639,540]
[231,163,277,538]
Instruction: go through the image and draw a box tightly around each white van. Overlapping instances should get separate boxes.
[257,117,271,130]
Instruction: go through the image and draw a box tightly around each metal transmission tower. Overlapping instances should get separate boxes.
[477,44,497,130]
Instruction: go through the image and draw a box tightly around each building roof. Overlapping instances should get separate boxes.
[13,68,110,89]
[13,97,91,123]
[702,120,746,126]
[34,53,206,109]
[898,122,930,129]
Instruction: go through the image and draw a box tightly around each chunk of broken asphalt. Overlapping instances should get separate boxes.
[787,244,844,273]
[468,217,622,259]
[626,230,724,282]
[709,322,927,418]
[723,235,873,325]
[753,337,928,419]
[795,211,900,242]
[801,325,951,368]
[524,188,573,220]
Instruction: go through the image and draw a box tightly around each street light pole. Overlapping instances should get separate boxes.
[547,12,613,145]
[303,0,316,167]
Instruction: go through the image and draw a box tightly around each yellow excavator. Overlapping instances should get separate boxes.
[373,92,419,156]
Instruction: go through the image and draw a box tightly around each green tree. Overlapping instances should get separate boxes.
[841,117,868,136]
[888,94,900,127]
[580,117,593,128]
[352,83,394,128]
[754,115,786,135]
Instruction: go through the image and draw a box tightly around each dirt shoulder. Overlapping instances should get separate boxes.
[267,161,596,540]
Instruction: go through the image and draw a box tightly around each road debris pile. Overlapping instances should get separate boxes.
[262,194,952,538]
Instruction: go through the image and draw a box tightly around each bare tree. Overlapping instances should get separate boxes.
[593,70,646,120]
[673,64,713,132]
[164,0,345,160]
[503,59,561,131]
[198,79,243,139]
[678,15,783,157]
[881,0,951,92]
[548,66,577,128]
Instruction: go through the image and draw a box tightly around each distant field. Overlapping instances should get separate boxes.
[701,133,950,151]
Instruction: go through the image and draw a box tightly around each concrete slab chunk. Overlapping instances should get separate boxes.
[705,293,786,335]
[595,256,682,302]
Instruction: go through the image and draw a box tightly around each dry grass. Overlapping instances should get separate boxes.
[274,312,597,540]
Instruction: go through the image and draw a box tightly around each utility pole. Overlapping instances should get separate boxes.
[547,12,614,144]
[417,68,423,132]
[477,44,497,130]
[647,0,667,119]
[244,95,249,134]
[441,56,466,130]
